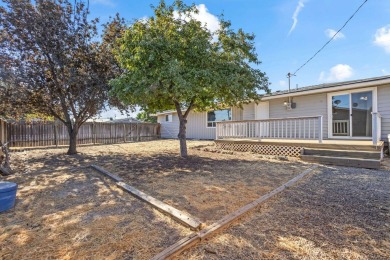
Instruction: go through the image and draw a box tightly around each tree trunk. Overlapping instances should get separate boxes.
[178,117,188,157]
[67,127,78,155]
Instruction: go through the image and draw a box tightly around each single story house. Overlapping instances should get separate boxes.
[157,75,390,147]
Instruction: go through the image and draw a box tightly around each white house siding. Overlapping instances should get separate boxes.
[185,106,244,139]
[157,114,179,139]
[268,93,328,139]
[377,85,390,141]
[231,106,243,121]
[158,106,244,140]
[242,103,255,120]
[186,111,215,139]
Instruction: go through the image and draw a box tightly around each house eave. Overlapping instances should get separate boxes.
[153,110,178,116]
[262,76,390,101]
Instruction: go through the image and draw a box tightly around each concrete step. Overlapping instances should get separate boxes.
[302,148,381,160]
[301,155,381,169]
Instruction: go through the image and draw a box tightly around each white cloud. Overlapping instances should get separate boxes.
[325,29,345,40]
[288,0,307,35]
[279,80,287,87]
[382,69,390,75]
[174,4,220,34]
[374,25,390,54]
[319,64,354,82]
[90,0,115,7]
[139,16,149,24]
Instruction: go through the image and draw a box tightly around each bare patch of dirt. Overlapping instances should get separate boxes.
[4,140,386,259]
[0,166,191,259]
[1,139,312,259]
[72,140,311,224]
[179,165,390,259]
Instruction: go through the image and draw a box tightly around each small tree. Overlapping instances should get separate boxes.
[111,0,269,157]
[136,111,157,123]
[0,0,127,154]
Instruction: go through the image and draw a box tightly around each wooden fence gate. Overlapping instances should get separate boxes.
[6,121,160,148]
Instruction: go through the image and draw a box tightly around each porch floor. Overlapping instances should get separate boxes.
[215,138,383,151]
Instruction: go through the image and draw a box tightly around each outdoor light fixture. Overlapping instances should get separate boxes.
[283,97,296,110]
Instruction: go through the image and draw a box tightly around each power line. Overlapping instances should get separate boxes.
[291,0,369,76]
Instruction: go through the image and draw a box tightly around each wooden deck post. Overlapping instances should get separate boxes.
[371,112,381,146]
[318,115,323,143]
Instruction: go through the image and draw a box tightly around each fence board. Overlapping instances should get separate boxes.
[5,121,160,148]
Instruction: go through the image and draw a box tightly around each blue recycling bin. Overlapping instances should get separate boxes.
[0,181,17,212]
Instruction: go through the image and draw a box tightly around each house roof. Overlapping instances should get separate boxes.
[152,110,178,116]
[155,75,390,115]
[262,75,390,100]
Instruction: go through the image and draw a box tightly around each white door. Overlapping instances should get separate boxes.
[255,101,269,120]
[255,101,269,138]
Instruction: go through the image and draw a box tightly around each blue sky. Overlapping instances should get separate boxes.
[90,0,390,92]
[88,0,390,118]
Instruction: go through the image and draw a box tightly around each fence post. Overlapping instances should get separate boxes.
[123,124,126,143]
[136,123,139,142]
[53,121,58,147]
[93,123,96,144]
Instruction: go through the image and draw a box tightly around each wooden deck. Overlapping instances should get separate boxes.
[215,138,383,151]
[215,138,385,168]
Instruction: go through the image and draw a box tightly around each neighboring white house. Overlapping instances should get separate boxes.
[156,75,390,144]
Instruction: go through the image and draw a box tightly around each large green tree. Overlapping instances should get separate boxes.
[111,0,269,157]
[0,0,127,154]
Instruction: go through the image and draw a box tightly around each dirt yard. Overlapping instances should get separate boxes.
[179,165,390,259]
[1,140,389,259]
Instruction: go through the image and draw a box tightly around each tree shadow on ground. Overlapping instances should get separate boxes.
[0,166,190,259]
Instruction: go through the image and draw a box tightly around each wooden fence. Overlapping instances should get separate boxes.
[6,121,160,148]
[0,119,7,145]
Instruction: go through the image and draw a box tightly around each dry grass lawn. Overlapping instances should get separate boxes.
[1,140,389,259]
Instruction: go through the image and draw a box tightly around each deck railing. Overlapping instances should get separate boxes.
[332,120,349,136]
[372,112,381,146]
[216,115,323,143]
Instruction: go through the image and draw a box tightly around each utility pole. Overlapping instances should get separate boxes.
[287,72,295,93]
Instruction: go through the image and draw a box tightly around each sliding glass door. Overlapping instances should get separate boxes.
[351,91,372,137]
[330,90,373,138]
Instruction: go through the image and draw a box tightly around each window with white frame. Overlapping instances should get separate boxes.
[165,114,173,122]
[207,109,231,127]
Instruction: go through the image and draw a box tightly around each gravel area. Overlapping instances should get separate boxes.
[179,165,390,259]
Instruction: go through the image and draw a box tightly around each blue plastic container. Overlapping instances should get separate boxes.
[0,181,18,213]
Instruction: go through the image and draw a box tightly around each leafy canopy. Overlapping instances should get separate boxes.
[0,0,127,125]
[110,0,269,113]
[0,0,128,154]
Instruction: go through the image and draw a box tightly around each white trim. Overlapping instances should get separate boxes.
[206,108,233,128]
[327,87,377,139]
[154,110,181,116]
[262,79,390,101]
